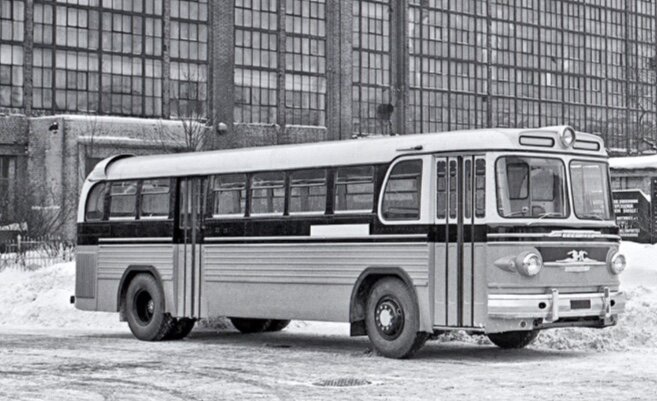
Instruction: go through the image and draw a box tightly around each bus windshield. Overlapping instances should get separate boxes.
[570,160,613,220]
[496,156,569,218]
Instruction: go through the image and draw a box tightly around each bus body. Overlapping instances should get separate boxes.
[75,126,626,358]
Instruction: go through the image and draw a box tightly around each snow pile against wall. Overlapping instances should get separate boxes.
[531,242,657,351]
[0,262,122,330]
[533,286,657,351]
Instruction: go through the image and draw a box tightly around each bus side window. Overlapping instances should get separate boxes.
[436,161,447,219]
[289,169,327,214]
[85,183,107,221]
[212,174,247,217]
[109,181,138,219]
[140,179,171,219]
[251,172,285,215]
[381,160,423,220]
[475,158,485,217]
[334,166,374,212]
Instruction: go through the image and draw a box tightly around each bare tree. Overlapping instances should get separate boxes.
[622,27,657,154]
[150,111,211,153]
[13,184,77,240]
[78,115,105,181]
[149,68,211,153]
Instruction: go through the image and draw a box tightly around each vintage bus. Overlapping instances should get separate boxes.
[75,126,626,358]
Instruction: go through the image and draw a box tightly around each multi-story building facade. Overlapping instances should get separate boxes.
[0,0,656,237]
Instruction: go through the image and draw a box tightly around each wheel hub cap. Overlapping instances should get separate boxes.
[134,290,154,325]
[375,297,404,340]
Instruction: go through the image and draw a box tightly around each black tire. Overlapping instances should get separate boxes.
[165,318,196,340]
[229,317,271,333]
[125,273,175,341]
[265,319,290,332]
[487,330,540,349]
[365,278,429,359]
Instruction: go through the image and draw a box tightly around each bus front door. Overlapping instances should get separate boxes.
[435,155,485,328]
[176,177,206,319]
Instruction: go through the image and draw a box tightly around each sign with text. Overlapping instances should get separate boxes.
[613,190,652,243]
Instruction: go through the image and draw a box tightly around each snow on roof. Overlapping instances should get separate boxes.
[30,114,188,128]
[609,154,657,170]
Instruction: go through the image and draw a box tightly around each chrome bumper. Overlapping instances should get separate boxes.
[488,288,626,321]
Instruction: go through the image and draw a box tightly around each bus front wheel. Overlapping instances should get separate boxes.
[265,319,290,332]
[487,330,540,349]
[365,278,429,359]
[229,317,271,333]
[125,273,175,341]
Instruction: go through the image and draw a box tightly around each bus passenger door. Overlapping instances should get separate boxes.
[434,155,483,328]
[176,177,206,319]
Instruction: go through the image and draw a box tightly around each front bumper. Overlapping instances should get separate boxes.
[488,288,626,322]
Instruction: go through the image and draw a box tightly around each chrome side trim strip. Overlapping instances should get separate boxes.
[487,231,621,240]
[204,234,428,241]
[99,237,173,243]
[488,241,617,246]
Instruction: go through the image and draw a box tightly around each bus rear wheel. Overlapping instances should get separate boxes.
[125,273,175,341]
[229,317,271,333]
[165,318,196,340]
[365,278,429,359]
[487,330,540,349]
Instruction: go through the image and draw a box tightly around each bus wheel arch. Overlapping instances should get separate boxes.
[349,267,419,337]
[123,272,177,341]
[117,266,166,322]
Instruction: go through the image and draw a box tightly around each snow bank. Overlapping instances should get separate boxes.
[0,262,123,330]
[1,242,656,352]
[498,241,657,352]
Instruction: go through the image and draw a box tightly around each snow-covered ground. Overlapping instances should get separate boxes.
[1,242,656,400]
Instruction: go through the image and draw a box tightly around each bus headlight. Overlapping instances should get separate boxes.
[559,127,576,148]
[516,251,543,276]
[609,252,627,274]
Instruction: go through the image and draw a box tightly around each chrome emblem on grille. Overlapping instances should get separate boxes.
[557,250,597,264]
[567,250,589,262]
[555,250,598,271]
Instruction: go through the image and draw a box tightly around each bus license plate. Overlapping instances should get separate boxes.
[570,300,591,310]
[564,265,591,272]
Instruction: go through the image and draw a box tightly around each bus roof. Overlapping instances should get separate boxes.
[88,126,606,182]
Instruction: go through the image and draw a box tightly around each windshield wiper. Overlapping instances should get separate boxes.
[578,213,605,221]
[526,212,564,226]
